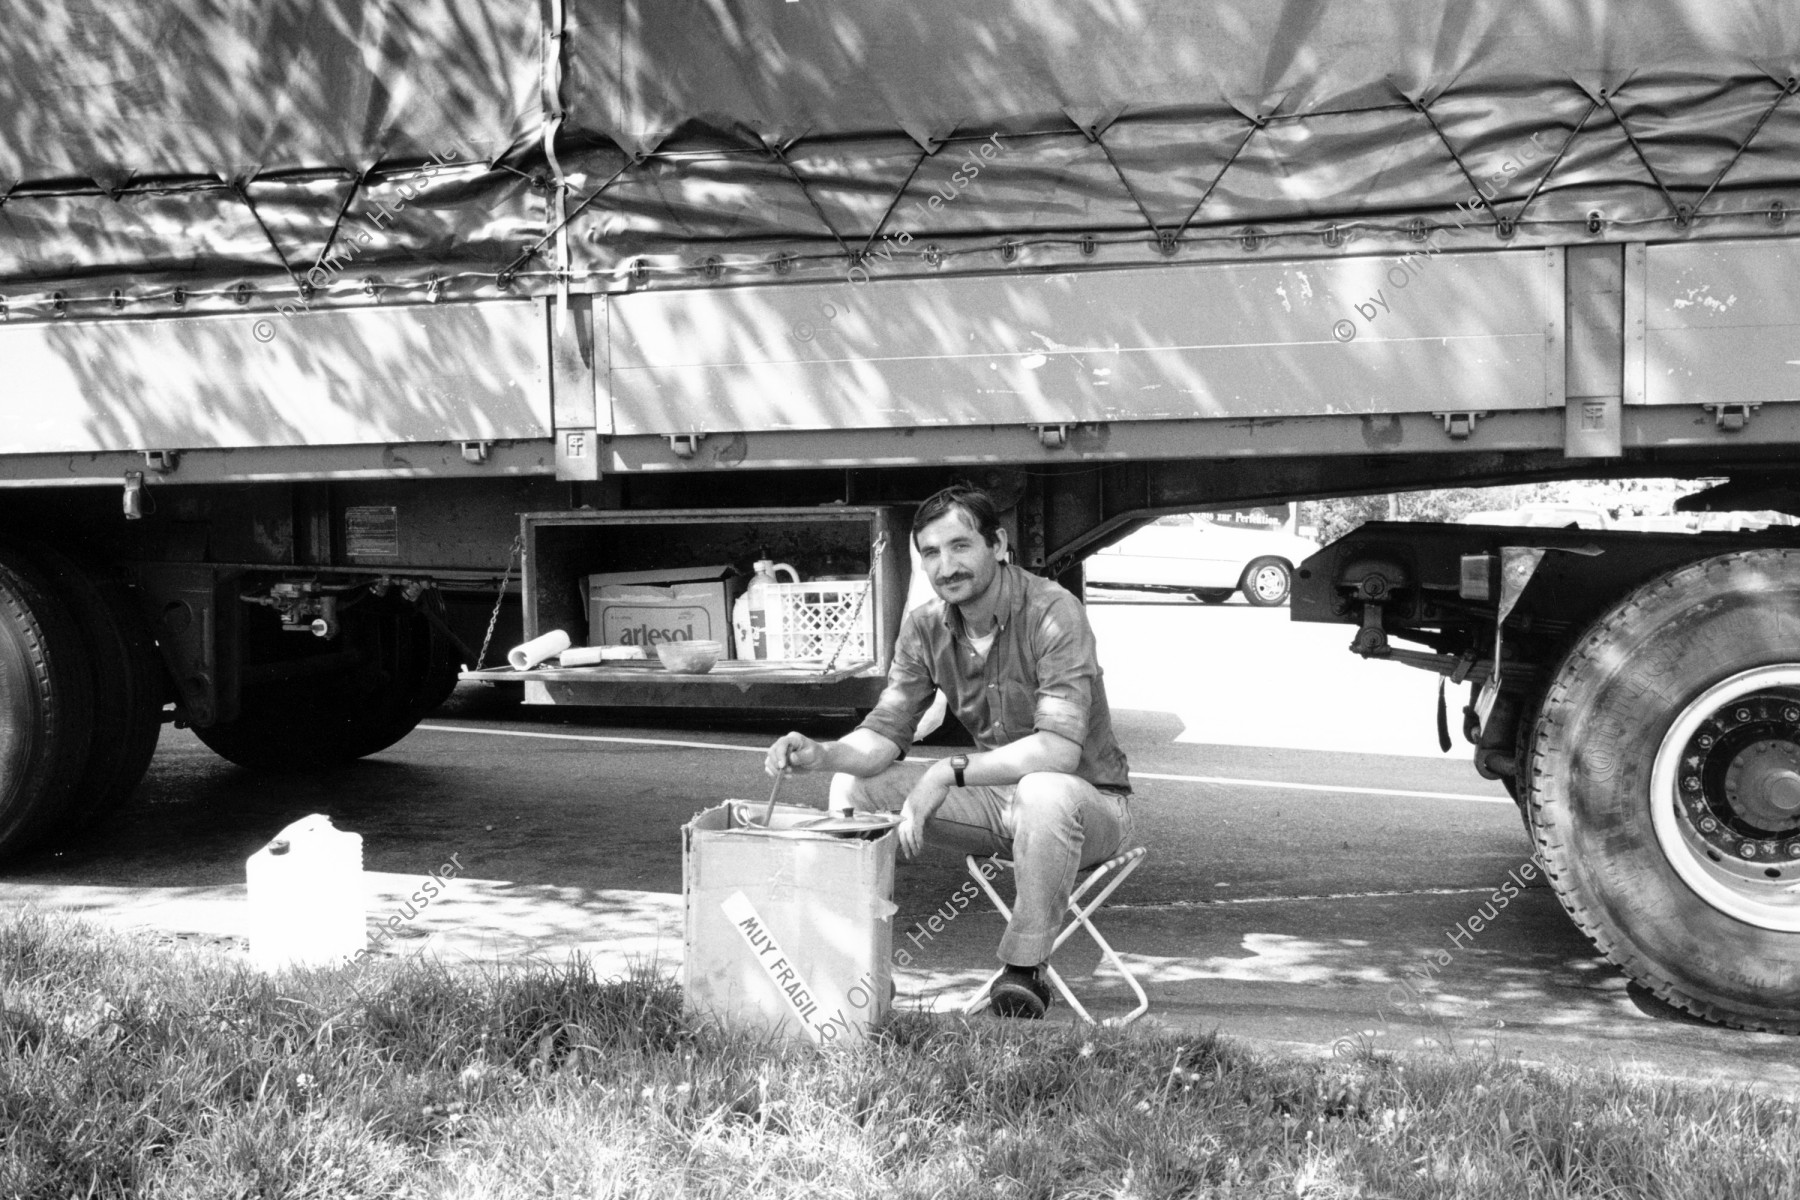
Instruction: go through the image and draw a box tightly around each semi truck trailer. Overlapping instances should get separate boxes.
[8,1,1800,1030]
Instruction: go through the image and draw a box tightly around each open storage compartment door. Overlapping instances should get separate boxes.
[461,506,905,712]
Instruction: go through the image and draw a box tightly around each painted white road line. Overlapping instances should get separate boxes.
[1130,770,1511,805]
[414,723,1512,805]
[416,723,764,756]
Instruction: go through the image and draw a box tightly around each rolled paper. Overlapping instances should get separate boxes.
[508,629,571,671]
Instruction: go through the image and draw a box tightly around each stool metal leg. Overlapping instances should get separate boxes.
[959,848,1149,1025]
[1061,849,1149,1026]
[959,855,1015,1016]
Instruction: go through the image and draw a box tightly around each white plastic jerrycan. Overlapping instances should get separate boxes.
[246,814,365,970]
[744,559,800,659]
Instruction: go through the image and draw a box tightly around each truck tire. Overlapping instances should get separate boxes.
[194,597,456,772]
[1529,549,1800,1031]
[1239,558,1292,607]
[18,546,164,828]
[0,547,97,860]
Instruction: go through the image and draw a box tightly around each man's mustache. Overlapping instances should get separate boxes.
[936,573,972,586]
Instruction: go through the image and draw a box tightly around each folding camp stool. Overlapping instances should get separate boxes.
[960,847,1149,1026]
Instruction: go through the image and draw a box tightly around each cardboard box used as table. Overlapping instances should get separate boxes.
[683,801,897,1044]
[587,566,738,652]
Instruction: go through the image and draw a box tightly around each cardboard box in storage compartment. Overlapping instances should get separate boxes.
[683,802,896,1044]
[587,566,737,650]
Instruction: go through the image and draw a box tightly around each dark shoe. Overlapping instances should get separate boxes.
[988,967,1051,1019]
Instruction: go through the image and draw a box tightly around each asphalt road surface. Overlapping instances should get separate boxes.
[6,597,1800,1090]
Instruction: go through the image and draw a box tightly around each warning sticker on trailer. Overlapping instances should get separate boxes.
[345,506,399,556]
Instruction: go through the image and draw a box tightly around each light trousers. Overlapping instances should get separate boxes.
[831,766,1134,965]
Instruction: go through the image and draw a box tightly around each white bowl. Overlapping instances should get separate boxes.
[657,640,723,673]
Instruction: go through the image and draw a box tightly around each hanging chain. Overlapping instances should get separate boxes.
[823,532,886,673]
[475,535,524,670]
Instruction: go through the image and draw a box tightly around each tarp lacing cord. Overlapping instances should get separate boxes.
[1502,92,1604,232]
[1602,91,1687,225]
[859,141,939,258]
[767,138,854,262]
[1091,132,1167,245]
[1409,95,1505,233]
[231,178,302,286]
[1081,107,1267,250]
[1688,74,1800,222]
[309,166,372,282]
[498,155,636,284]
[1600,74,1800,232]
[1168,118,1266,243]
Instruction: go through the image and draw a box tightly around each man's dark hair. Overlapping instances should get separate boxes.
[913,485,1002,548]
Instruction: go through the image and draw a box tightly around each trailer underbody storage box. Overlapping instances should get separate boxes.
[465,506,906,712]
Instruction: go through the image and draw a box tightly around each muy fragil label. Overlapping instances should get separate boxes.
[720,890,828,1043]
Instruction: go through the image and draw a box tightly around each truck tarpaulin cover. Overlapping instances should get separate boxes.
[4,1,1799,303]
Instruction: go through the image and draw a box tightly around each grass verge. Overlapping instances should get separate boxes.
[1,907,1796,1199]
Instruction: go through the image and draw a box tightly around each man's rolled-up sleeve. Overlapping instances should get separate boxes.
[856,612,935,754]
[1032,594,1098,746]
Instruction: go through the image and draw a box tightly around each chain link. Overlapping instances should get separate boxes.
[475,535,524,670]
[822,532,886,673]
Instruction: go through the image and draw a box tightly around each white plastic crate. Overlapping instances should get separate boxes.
[768,579,874,661]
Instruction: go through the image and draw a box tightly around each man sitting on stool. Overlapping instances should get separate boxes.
[764,485,1134,1019]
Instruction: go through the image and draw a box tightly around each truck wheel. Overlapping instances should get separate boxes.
[1530,549,1800,1031]
[19,546,164,828]
[194,598,455,771]
[0,548,97,860]
[1239,558,1292,607]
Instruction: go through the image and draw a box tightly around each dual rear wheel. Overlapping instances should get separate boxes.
[0,540,458,861]
[0,543,164,860]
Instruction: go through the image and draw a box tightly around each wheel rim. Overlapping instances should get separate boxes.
[1249,564,1287,602]
[1651,665,1800,931]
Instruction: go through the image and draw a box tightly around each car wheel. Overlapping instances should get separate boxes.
[1239,558,1292,607]
[1191,589,1234,604]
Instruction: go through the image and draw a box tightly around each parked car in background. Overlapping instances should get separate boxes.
[1086,513,1320,606]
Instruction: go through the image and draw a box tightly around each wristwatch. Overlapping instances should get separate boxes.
[950,754,970,788]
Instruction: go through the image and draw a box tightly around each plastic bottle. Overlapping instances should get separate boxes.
[745,559,799,659]
[732,592,754,660]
